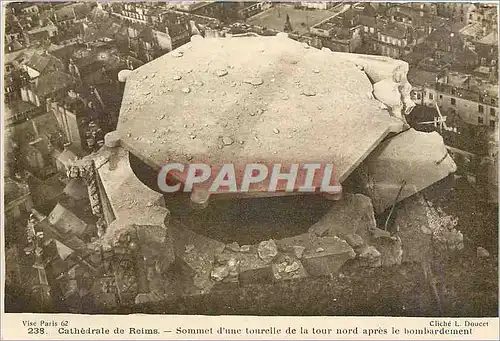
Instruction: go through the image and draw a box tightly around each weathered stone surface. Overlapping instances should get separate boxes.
[434,228,464,251]
[271,254,308,281]
[104,131,121,148]
[293,245,306,259]
[357,245,382,268]
[394,194,433,263]
[211,265,229,282]
[285,261,300,273]
[327,53,408,83]
[328,52,415,119]
[352,129,457,214]
[477,247,490,258]
[226,242,240,252]
[300,236,356,277]
[171,222,226,293]
[369,235,402,267]
[394,193,461,262]
[217,245,274,285]
[117,35,404,195]
[344,233,365,248]
[309,193,377,242]
[257,239,278,262]
[240,245,251,252]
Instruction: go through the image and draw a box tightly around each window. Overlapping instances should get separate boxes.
[417,93,421,100]
[451,98,456,105]
[479,104,484,113]
[370,27,374,34]
[478,117,484,124]
[491,108,496,116]
[492,98,497,106]
[364,26,368,33]
[439,94,443,99]
[429,93,434,100]
[490,120,496,128]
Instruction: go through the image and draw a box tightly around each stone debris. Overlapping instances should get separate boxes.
[222,136,234,146]
[240,245,251,253]
[276,263,286,273]
[351,129,457,214]
[194,80,204,86]
[243,78,264,86]
[358,245,382,268]
[158,115,165,120]
[273,128,280,134]
[224,258,240,284]
[309,194,376,241]
[181,87,191,93]
[434,228,464,251]
[284,261,300,273]
[370,234,403,267]
[211,265,229,282]
[344,234,364,248]
[293,245,305,259]
[185,244,195,253]
[215,69,228,77]
[226,242,240,252]
[316,247,325,253]
[173,75,182,80]
[301,236,356,277]
[301,89,316,97]
[172,51,183,58]
[257,239,278,262]
[313,69,320,73]
[477,247,490,258]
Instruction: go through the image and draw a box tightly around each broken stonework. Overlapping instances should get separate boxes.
[293,245,306,259]
[327,52,415,119]
[271,254,308,281]
[226,242,240,252]
[94,145,173,250]
[395,193,462,263]
[278,233,356,277]
[309,193,377,243]
[357,245,382,268]
[301,237,356,276]
[477,247,490,258]
[369,233,403,267]
[351,129,457,214]
[216,245,274,285]
[170,222,226,294]
[394,194,434,263]
[211,265,229,282]
[257,239,278,262]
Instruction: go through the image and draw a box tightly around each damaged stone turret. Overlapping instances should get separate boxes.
[63,33,459,306]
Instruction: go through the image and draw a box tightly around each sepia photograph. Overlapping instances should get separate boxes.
[2,0,499,321]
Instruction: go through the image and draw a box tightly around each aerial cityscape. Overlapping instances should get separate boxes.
[3,1,499,316]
